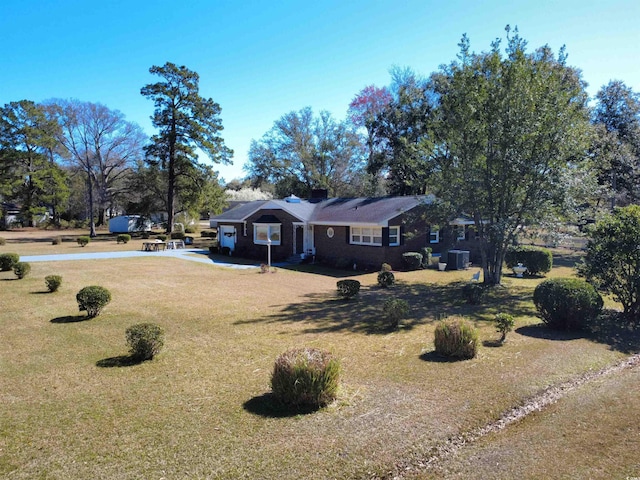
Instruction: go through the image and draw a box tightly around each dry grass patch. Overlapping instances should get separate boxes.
[411,363,640,479]
[0,246,636,479]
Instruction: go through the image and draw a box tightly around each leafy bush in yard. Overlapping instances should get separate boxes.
[577,205,640,320]
[0,253,19,271]
[77,236,90,247]
[0,237,5,245]
[271,347,340,409]
[533,278,603,330]
[51,236,62,245]
[116,234,131,244]
[76,286,112,318]
[45,275,63,292]
[13,262,30,279]
[377,270,395,288]
[494,313,515,343]
[505,245,552,275]
[434,316,478,359]
[402,252,423,270]
[126,323,165,360]
[383,298,409,330]
[420,247,432,268]
[462,282,484,304]
[170,231,185,240]
[184,226,196,234]
[336,279,360,299]
[156,234,168,241]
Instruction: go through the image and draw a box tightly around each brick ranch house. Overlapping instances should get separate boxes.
[210,194,482,270]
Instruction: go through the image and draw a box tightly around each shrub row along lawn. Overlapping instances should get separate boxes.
[0,251,638,479]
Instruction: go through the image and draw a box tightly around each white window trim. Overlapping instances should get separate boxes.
[389,226,400,246]
[253,224,281,245]
[350,226,383,246]
[430,229,440,244]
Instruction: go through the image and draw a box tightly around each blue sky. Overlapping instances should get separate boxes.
[2,0,639,182]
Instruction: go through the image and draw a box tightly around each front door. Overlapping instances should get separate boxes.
[219,225,236,252]
[295,225,304,255]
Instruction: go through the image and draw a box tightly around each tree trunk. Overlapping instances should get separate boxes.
[87,170,97,237]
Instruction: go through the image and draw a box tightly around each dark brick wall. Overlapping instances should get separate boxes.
[220,209,302,262]
[313,212,431,271]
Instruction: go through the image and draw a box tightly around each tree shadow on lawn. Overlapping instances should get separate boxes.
[236,282,538,335]
[96,355,144,368]
[516,311,640,354]
[243,392,321,418]
[50,315,92,323]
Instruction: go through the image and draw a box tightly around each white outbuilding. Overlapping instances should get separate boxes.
[108,215,152,233]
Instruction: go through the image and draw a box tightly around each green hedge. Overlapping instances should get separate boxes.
[377,270,395,288]
[76,286,112,318]
[533,278,603,330]
[116,234,131,244]
[402,252,423,270]
[77,236,90,247]
[45,275,63,292]
[0,253,19,271]
[505,245,552,275]
[336,279,360,299]
[383,298,409,330]
[126,323,165,360]
[13,262,30,279]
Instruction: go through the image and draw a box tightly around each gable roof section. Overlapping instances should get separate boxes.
[309,195,433,227]
[210,200,268,224]
[210,198,317,224]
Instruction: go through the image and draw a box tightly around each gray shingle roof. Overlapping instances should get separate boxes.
[309,195,433,226]
[210,195,434,226]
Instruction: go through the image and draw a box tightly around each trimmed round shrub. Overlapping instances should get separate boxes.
[126,323,165,360]
[462,282,484,304]
[116,234,131,244]
[52,236,62,245]
[434,316,479,359]
[383,297,410,330]
[170,231,185,240]
[76,286,112,318]
[336,279,361,299]
[45,275,63,292]
[0,237,5,246]
[378,270,395,288]
[0,253,20,271]
[77,236,90,247]
[402,252,423,270]
[156,234,168,241]
[533,278,603,330]
[271,347,340,409]
[13,262,31,279]
[505,245,552,276]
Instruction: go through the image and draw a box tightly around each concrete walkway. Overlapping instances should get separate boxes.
[20,249,259,270]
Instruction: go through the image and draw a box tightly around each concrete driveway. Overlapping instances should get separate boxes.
[20,248,259,270]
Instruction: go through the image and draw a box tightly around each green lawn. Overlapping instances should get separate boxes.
[1,233,638,479]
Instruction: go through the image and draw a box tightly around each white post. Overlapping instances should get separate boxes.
[267,237,272,270]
